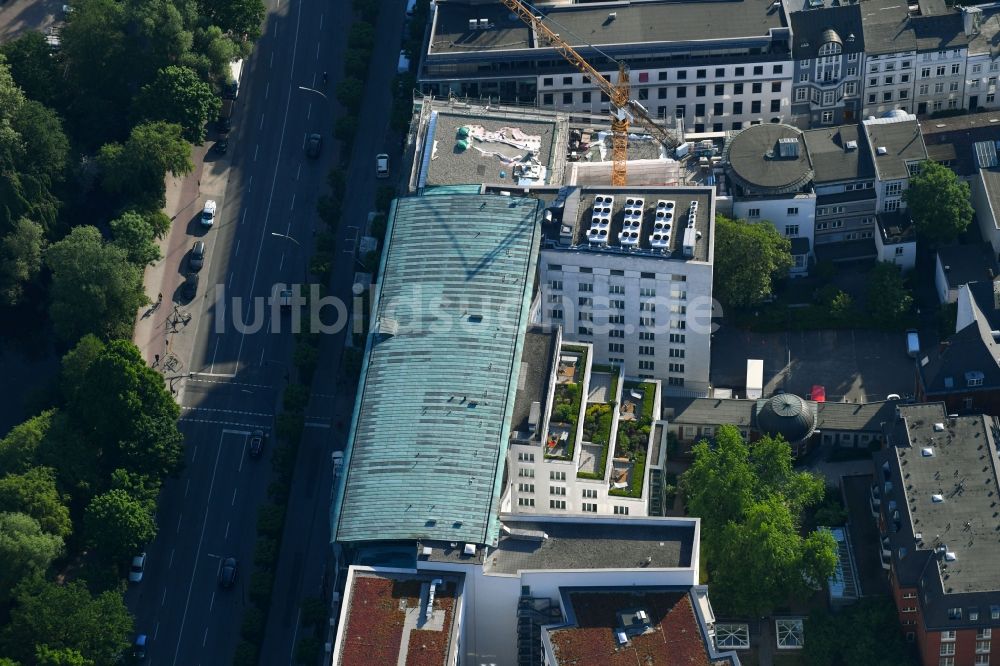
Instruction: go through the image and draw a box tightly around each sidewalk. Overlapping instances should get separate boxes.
[133,142,229,385]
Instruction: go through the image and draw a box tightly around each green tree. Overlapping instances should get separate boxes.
[0,410,55,474]
[83,490,156,562]
[12,99,69,184]
[0,513,64,604]
[804,597,912,666]
[904,161,973,246]
[144,210,172,240]
[0,467,72,538]
[200,0,266,41]
[60,335,105,405]
[110,211,161,266]
[134,65,220,143]
[0,218,45,306]
[97,121,193,210]
[713,214,793,308]
[336,78,364,113]
[0,32,64,108]
[73,339,183,479]
[109,469,160,515]
[681,426,836,616]
[866,261,913,329]
[2,578,131,665]
[45,226,147,342]
[35,645,93,666]
[36,411,101,499]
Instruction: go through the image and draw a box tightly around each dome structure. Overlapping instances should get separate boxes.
[724,124,814,196]
[819,28,843,48]
[755,393,816,443]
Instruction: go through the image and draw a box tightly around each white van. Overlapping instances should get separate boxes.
[201,200,217,228]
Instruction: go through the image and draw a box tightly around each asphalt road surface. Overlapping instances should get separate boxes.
[124,0,407,661]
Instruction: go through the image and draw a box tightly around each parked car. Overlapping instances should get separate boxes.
[213,137,229,154]
[128,552,146,583]
[305,133,322,158]
[248,429,265,458]
[375,153,389,178]
[201,199,217,228]
[182,273,200,300]
[906,328,920,358]
[218,556,238,588]
[132,634,147,660]
[189,240,206,271]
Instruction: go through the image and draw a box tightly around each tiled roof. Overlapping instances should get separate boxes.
[334,194,540,545]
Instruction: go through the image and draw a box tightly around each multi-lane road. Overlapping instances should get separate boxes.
[126,0,407,661]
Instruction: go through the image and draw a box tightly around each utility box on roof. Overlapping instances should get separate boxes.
[746,359,764,400]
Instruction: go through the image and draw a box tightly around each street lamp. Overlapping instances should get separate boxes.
[271,231,307,284]
[297,85,328,100]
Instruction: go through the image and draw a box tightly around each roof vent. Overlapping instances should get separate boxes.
[422,546,433,556]
[468,18,478,30]
[933,423,945,432]
[877,146,888,155]
[607,11,617,19]
[945,551,957,561]
[778,137,799,158]
[463,543,476,556]
[616,630,629,645]
[637,610,649,622]
[847,32,856,41]
[932,494,944,503]
[845,140,858,151]
[921,447,934,457]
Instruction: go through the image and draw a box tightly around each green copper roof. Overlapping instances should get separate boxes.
[334,193,541,546]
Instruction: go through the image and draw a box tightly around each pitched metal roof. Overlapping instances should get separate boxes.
[333,193,541,546]
[790,6,864,59]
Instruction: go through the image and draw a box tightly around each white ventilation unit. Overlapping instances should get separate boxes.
[877,146,888,155]
[619,196,643,247]
[650,199,674,250]
[479,18,489,29]
[588,194,613,245]
[921,447,934,457]
[932,494,944,503]
[934,423,945,432]
[845,140,858,151]
[463,543,477,556]
[682,200,698,258]
[468,18,478,30]
[945,551,957,561]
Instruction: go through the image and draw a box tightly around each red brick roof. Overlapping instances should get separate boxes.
[339,574,456,666]
[549,591,714,666]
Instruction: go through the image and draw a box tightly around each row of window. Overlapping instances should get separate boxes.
[516,496,631,514]
[560,311,688,329]
[867,59,912,73]
[541,64,785,88]
[546,266,688,282]
[578,328,687,344]
[970,62,1000,75]
[800,53,861,67]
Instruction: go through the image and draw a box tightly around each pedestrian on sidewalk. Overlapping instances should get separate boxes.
[154,354,160,367]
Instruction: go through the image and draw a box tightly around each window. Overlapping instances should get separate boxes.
[548,279,562,290]
[773,64,783,74]
[847,66,858,76]
[669,362,685,373]
[952,63,961,74]
[578,296,592,306]
[751,100,761,113]
[549,499,566,509]
[548,309,563,320]
[734,101,744,113]
[869,77,878,87]
[900,89,909,99]
[608,342,624,353]
[753,65,764,76]
[639,345,655,356]
[695,103,705,116]
[609,329,624,338]
[940,659,955,666]
[884,199,900,212]
[800,59,810,67]
[640,331,655,341]
[948,608,963,620]
[975,656,990,666]
[787,207,799,216]
[868,94,877,104]
[748,208,761,218]
[977,641,991,654]
[639,360,655,371]
[608,284,625,295]
[519,468,534,478]
[550,485,566,496]
[901,73,910,83]
[885,181,903,196]
[785,224,799,236]
[668,377,684,387]
[609,314,625,324]
[822,110,833,123]
[895,246,905,256]
[696,69,707,79]
[972,79,981,89]
[518,483,534,492]
[578,326,593,336]
[950,81,959,92]
[576,311,590,322]
[992,606,1000,620]
[517,497,534,507]
[578,283,593,292]
[614,505,629,515]
[734,82,744,94]
[902,60,911,68]
[848,53,859,62]
[716,67,726,77]
[796,88,808,102]
[846,81,857,95]
[735,66,745,76]
[550,471,565,481]
[799,73,809,83]
[940,644,956,656]
[714,102,724,116]
[921,67,931,78]
[582,488,597,498]
[752,82,762,94]
[677,70,687,80]
[542,77,553,87]
[677,86,687,98]
[670,333,685,343]
[715,83,725,96]
[639,302,656,312]
[610,299,625,310]
[542,93,553,106]
[562,92,573,105]
[980,629,993,639]
[770,99,780,112]
[517,452,535,463]
[937,65,946,76]
[582,502,597,512]
[676,104,686,118]
[941,631,956,642]
[884,75,894,85]
[884,91,893,102]
[771,81,781,93]
[919,84,929,95]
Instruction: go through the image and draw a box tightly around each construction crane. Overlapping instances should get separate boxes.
[499,0,680,185]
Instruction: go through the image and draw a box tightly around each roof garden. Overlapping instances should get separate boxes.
[544,345,588,461]
[577,365,621,481]
[336,571,460,666]
[610,381,656,499]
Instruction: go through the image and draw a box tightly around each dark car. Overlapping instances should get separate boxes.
[249,429,265,458]
[182,273,199,300]
[133,634,147,659]
[217,115,232,133]
[218,556,238,588]
[305,133,322,158]
[189,241,206,272]
[213,137,229,154]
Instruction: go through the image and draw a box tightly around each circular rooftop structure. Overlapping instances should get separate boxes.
[755,393,816,443]
[724,123,813,196]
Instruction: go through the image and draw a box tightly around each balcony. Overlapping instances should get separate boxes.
[576,365,620,480]
[544,346,587,461]
[609,381,655,499]
[880,536,892,570]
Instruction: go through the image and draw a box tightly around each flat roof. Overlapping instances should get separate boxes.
[547,590,717,666]
[335,194,540,545]
[862,114,927,181]
[921,111,1000,175]
[966,5,1000,55]
[419,107,560,188]
[725,124,814,194]
[802,124,875,183]
[510,326,558,437]
[530,186,714,262]
[429,0,787,55]
[936,242,998,290]
[889,404,1000,594]
[486,516,696,575]
[335,570,461,666]
[859,0,915,55]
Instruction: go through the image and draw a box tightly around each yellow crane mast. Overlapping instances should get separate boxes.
[499,0,680,185]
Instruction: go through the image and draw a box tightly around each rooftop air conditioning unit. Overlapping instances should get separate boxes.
[463,543,477,556]
[845,140,858,150]
[468,19,478,30]
[877,146,888,155]
[479,18,489,29]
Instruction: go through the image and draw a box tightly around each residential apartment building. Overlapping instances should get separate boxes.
[962,4,1000,112]
[862,111,927,213]
[420,0,795,130]
[788,2,865,127]
[873,403,1000,666]
[533,186,715,395]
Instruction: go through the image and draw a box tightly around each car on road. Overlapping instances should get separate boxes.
[189,240,206,271]
[182,273,199,301]
[132,634,147,660]
[128,552,146,583]
[305,133,322,158]
[213,137,229,154]
[218,556,238,588]
[376,153,389,178]
[906,328,920,358]
[249,429,266,458]
[201,199,217,228]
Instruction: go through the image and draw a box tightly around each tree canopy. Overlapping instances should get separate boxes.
[804,597,913,666]
[904,161,973,246]
[866,261,913,329]
[59,335,106,405]
[110,211,161,266]
[34,646,93,666]
[0,218,45,307]
[1,578,131,665]
[45,226,147,342]
[681,425,836,616]
[713,215,793,308]
[0,513,63,604]
[134,65,220,143]
[83,490,156,562]
[0,410,54,475]
[97,121,192,211]
[0,467,72,539]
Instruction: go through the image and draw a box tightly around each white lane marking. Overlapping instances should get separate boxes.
[279,253,284,271]
[253,144,259,162]
[191,445,198,462]
[225,521,230,540]
[315,42,320,59]
[265,82,269,99]
[288,608,303,664]
[269,52,274,69]
[209,338,221,374]
[169,548,175,569]
[172,431,227,666]
[181,418,270,428]
[176,515,183,533]
[259,113,265,130]
[188,372,240,380]
[248,175,252,192]
[231,488,238,506]
[290,193,295,211]
[319,13,323,29]
[285,220,291,235]
[154,622,159,640]
[209,591,216,613]
[202,627,209,647]
[235,239,241,257]
[161,588,167,606]
[187,377,267,387]
[306,103,311,121]
[305,422,332,429]
[241,209,248,225]
[222,428,253,436]
[259,343,266,366]
[296,164,301,181]
[235,15,304,373]
[181,406,273,417]
[228,272,234,289]
[312,393,337,398]
[184,478,190,497]
[238,436,248,473]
